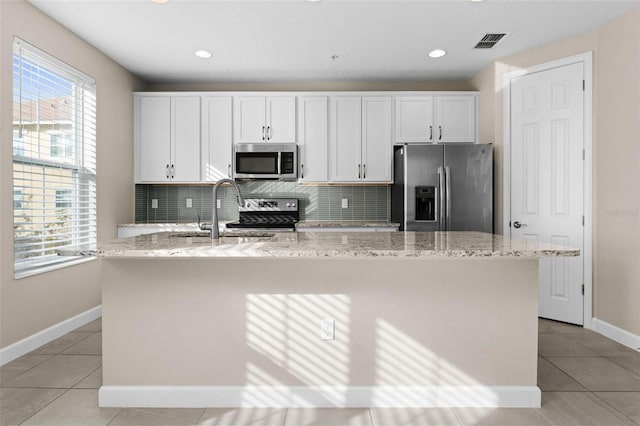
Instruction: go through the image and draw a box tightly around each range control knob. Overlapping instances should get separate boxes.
[286,203,291,208]
[291,203,296,208]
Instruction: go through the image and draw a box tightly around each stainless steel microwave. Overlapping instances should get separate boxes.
[233,143,298,180]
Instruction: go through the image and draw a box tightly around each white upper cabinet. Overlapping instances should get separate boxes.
[135,95,200,183]
[234,96,296,143]
[329,96,392,183]
[298,96,328,183]
[201,96,233,182]
[395,94,477,144]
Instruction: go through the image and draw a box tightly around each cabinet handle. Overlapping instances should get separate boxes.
[439,125,443,141]
[429,125,433,141]
[363,164,366,179]
[166,164,170,179]
[170,164,175,179]
[301,164,304,179]
[262,126,265,141]
[358,164,361,179]
[228,164,232,178]
[267,126,271,140]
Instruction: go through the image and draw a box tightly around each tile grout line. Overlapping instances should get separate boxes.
[17,387,72,426]
[585,390,640,426]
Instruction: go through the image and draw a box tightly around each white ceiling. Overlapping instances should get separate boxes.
[29,0,638,84]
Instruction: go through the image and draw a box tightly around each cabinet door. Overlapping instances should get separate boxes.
[201,96,233,182]
[435,95,476,143]
[298,97,328,182]
[137,96,171,182]
[266,96,296,143]
[171,97,201,182]
[362,96,392,182]
[234,96,266,143]
[329,97,362,182]
[395,96,434,143]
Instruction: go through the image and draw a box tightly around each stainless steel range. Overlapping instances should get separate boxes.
[225,198,299,231]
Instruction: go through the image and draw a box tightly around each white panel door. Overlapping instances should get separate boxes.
[201,96,233,182]
[234,96,266,143]
[510,63,584,325]
[330,97,362,182]
[362,96,392,182]
[138,96,171,182]
[436,96,476,143]
[171,97,201,182]
[298,96,328,182]
[395,96,434,143]
[266,97,296,143]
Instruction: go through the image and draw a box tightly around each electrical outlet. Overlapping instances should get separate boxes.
[151,199,158,209]
[186,198,193,208]
[216,199,221,209]
[320,319,335,340]
[341,198,349,209]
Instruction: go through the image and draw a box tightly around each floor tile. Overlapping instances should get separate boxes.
[545,320,594,335]
[196,407,286,425]
[547,357,640,391]
[0,355,52,386]
[539,392,636,425]
[109,407,205,425]
[21,389,121,425]
[73,367,102,389]
[4,355,102,388]
[371,407,461,425]
[452,407,550,425]
[284,408,372,426]
[538,334,600,357]
[609,356,640,376]
[0,387,65,425]
[537,357,587,391]
[74,318,102,332]
[595,392,640,424]
[538,322,555,334]
[63,332,102,355]
[563,333,640,357]
[29,332,94,355]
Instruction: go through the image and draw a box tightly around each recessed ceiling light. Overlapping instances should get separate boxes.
[428,49,447,58]
[194,50,212,59]
[330,55,339,61]
[307,0,322,2]
[469,0,484,2]
[151,0,168,4]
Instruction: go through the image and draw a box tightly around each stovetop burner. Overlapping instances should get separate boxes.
[225,198,299,231]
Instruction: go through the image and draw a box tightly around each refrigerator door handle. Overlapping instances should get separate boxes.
[445,166,451,231]
[438,166,445,231]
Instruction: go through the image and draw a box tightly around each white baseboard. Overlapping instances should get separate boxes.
[99,385,541,408]
[0,306,102,366]
[592,318,640,351]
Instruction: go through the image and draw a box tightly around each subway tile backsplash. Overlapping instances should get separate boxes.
[135,182,389,223]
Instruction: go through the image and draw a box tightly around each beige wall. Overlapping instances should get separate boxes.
[471,5,640,335]
[0,0,144,348]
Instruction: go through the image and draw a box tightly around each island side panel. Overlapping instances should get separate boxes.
[101,257,538,389]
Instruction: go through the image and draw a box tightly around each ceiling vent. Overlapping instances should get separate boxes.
[474,33,508,49]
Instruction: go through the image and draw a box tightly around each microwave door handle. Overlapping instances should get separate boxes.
[277,152,282,175]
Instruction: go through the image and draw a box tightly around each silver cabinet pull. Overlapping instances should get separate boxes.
[513,221,527,229]
[227,164,231,178]
[170,164,175,179]
[445,165,451,230]
[267,126,271,140]
[439,125,443,141]
[166,164,170,179]
[429,125,433,141]
[261,126,265,141]
[358,164,361,179]
[301,164,304,179]
[363,164,366,179]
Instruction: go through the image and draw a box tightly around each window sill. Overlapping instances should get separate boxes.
[14,256,97,280]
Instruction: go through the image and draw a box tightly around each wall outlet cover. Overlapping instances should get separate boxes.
[186,198,193,208]
[151,199,158,209]
[320,319,335,340]
[341,199,349,209]
[216,199,221,209]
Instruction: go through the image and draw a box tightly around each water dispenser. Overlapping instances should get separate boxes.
[415,186,436,221]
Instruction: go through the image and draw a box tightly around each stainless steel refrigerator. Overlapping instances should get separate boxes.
[392,144,493,232]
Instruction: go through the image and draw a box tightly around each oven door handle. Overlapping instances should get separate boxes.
[277,152,282,175]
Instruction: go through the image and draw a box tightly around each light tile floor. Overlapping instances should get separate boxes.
[1,318,639,425]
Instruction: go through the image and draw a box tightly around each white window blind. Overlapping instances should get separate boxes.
[12,37,97,277]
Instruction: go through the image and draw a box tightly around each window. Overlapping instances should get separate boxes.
[12,37,97,277]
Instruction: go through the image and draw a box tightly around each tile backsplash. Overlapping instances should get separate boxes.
[135,182,390,223]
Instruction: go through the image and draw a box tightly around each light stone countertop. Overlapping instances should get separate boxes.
[295,221,400,229]
[91,231,580,259]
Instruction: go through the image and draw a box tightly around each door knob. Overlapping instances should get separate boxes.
[513,221,527,229]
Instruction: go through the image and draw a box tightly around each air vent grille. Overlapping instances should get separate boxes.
[474,33,508,49]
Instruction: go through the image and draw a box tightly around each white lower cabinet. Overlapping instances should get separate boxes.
[201,96,233,181]
[329,96,392,183]
[298,96,328,182]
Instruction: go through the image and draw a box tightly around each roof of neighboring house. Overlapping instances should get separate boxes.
[13,97,73,122]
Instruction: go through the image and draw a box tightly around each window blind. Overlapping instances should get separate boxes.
[12,37,97,276]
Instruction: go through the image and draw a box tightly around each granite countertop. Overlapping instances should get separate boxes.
[88,231,579,259]
[295,221,400,228]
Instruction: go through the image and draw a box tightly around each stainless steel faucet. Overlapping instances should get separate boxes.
[199,179,245,239]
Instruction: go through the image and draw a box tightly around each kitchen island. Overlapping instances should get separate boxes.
[97,231,578,409]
